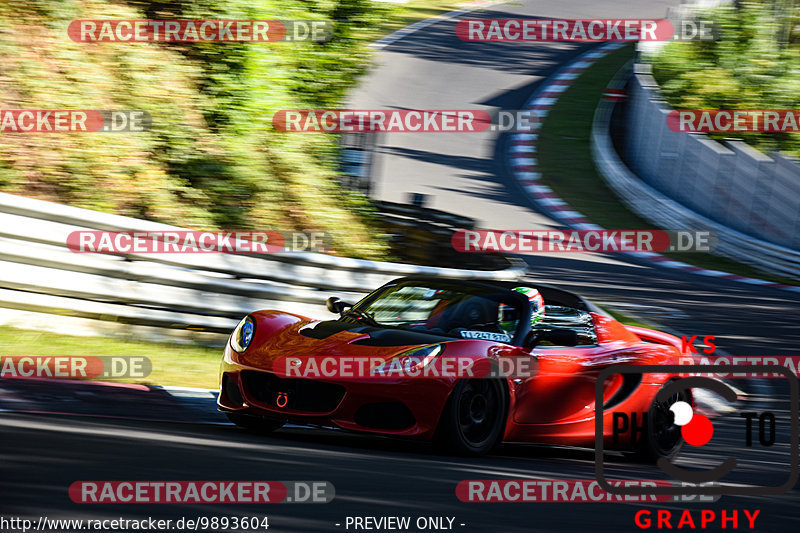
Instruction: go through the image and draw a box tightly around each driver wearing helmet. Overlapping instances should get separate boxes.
[513,286,545,325]
[498,286,546,335]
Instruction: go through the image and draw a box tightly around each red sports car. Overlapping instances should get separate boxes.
[218,276,690,457]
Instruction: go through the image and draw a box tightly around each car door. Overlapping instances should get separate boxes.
[512,344,615,425]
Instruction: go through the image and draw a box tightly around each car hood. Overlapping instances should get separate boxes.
[237,318,455,371]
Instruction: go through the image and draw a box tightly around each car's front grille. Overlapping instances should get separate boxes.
[240,370,346,413]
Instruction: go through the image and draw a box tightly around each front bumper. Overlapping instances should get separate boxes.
[218,359,454,439]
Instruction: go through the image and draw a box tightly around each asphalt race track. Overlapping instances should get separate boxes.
[2,1,800,532]
[1,388,798,532]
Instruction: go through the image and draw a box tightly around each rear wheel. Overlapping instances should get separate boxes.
[435,379,507,457]
[631,387,689,462]
[225,412,285,434]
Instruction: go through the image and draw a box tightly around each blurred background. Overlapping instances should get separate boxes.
[0,0,798,383]
[1,2,800,532]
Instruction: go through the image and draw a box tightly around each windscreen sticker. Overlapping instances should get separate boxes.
[460,330,511,342]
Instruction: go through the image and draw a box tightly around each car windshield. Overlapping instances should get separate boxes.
[350,281,526,344]
[532,305,597,346]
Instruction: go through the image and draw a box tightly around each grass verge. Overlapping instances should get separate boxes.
[536,43,798,286]
[0,326,221,389]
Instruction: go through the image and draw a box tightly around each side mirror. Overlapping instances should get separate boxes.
[524,328,579,349]
[326,296,352,315]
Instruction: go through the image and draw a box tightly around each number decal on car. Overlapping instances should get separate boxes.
[459,330,511,342]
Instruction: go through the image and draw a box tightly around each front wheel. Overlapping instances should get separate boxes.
[435,379,507,457]
[225,412,285,434]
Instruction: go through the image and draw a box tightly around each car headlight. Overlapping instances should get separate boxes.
[372,344,443,375]
[230,315,256,353]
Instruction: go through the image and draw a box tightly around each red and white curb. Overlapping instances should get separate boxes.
[508,42,800,293]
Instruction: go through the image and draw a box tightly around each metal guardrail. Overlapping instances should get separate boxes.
[0,192,526,344]
[625,64,800,252]
[591,68,800,280]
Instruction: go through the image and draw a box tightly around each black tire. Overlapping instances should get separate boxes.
[225,412,285,434]
[631,386,690,462]
[434,379,507,457]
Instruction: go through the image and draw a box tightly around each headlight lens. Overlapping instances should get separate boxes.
[372,344,443,375]
[230,315,256,353]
